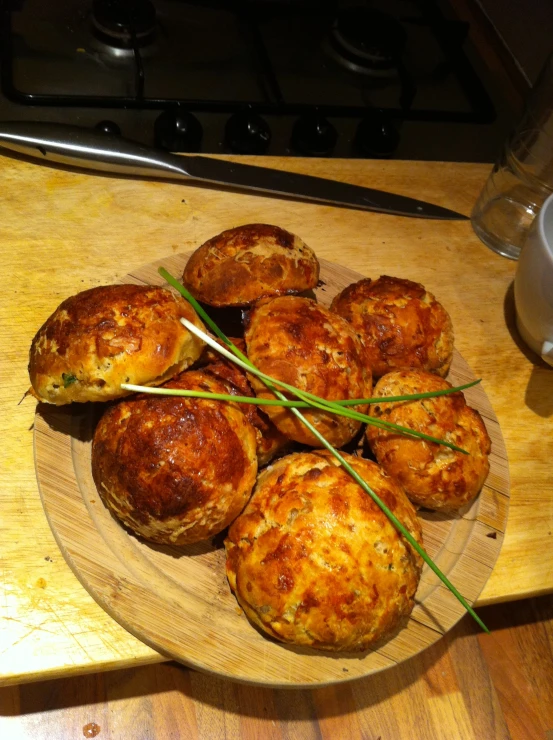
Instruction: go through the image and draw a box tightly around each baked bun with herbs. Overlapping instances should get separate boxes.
[92,369,258,545]
[182,223,320,307]
[225,450,423,652]
[366,370,491,511]
[29,284,206,405]
[330,275,454,379]
[244,295,372,448]
[201,357,290,467]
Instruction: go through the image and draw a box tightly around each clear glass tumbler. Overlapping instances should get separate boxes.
[471,52,553,260]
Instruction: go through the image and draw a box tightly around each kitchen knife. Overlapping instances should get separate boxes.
[0,121,467,220]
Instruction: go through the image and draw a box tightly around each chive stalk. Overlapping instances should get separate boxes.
[155,266,489,632]
[181,318,468,454]
[162,266,476,449]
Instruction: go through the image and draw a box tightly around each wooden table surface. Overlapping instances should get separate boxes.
[1,153,552,691]
[3,594,553,740]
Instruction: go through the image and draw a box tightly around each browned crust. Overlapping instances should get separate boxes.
[201,357,290,467]
[330,276,454,379]
[225,450,422,652]
[366,370,491,511]
[29,284,205,404]
[91,369,258,545]
[244,295,372,447]
[182,224,320,307]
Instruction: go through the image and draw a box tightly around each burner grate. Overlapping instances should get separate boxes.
[0,0,511,160]
[1,0,495,122]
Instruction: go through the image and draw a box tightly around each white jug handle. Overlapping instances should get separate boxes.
[541,340,553,366]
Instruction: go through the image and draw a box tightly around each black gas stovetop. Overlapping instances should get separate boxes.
[0,0,516,160]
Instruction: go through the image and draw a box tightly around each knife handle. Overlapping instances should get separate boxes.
[0,121,192,180]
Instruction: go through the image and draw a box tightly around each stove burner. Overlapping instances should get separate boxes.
[328,7,407,77]
[91,0,156,48]
[0,0,500,160]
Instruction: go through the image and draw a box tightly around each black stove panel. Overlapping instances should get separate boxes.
[0,0,516,161]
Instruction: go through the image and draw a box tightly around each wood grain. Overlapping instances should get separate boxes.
[1,154,552,687]
[33,255,507,687]
[1,594,552,739]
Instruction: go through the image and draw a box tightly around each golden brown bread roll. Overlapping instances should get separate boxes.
[182,223,320,307]
[92,369,258,545]
[201,357,290,467]
[225,450,423,651]
[29,284,205,405]
[244,295,372,447]
[195,336,247,367]
[366,370,491,511]
[330,275,454,378]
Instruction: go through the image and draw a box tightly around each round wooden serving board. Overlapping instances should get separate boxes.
[34,255,509,688]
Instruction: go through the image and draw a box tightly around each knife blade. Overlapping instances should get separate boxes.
[0,122,467,220]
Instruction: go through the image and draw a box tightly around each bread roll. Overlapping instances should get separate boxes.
[366,370,491,511]
[330,275,454,378]
[244,295,372,447]
[29,284,205,404]
[182,223,320,307]
[92,369,258,545]
[202,357,290,467]
[225,450,423,651]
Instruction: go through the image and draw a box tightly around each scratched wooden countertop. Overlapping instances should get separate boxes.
[1,153,552,688]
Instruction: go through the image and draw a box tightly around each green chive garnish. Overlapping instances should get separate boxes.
[140,267,489,633]
[62,373,77,388]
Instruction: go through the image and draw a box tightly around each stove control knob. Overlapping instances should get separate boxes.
[290,114,337,156]
[355,112,400,158]
[225,111,271,154]
[95,120,121,136]
[154,110,203,152]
